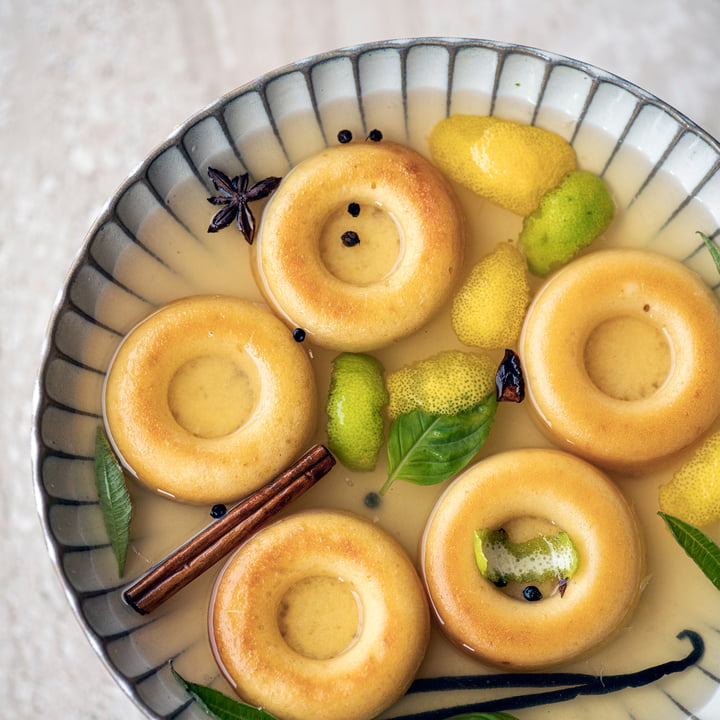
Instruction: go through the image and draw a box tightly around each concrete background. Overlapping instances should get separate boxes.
[3,1,719,717]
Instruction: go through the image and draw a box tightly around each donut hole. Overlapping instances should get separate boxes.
[277,575,362,660]
[167,352,259,438]
[487,516,571,602]
[319,201,403,285]
[583,314,672,401]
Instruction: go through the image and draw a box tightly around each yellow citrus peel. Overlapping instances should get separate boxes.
[386,350,496,419]
[451,241,530,349]
[429,114,577,216]
[659,431,720,527]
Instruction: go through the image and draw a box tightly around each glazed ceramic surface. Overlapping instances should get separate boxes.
[33,38,720,719]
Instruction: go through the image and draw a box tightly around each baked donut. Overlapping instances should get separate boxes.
[520,248,720,473]
[103,295,317,504]
[253,141,465,351]
[209,509,430,720]
[421,448,644,670]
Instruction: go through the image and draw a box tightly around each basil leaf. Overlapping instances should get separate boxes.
[381,396,497,495]
[171,665,280,719]
[93,426,132,576]
[659,512,720,591]
[699,231,720,275]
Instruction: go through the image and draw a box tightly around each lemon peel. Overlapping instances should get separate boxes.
[451,241,530,349]
[429,114,577,216]
[519,170,615,276]
[326,353,388,471]
[386,350,495,419]
[659,431,720,527]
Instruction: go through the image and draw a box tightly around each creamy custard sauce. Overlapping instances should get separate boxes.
[320,201,403,284]
[113,108,720,720]
[167,354,258,438]
[584,315,673,401]
[277,576,362,660]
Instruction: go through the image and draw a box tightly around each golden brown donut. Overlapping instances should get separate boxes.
[253,141,465,351]
[421,448,644,670]
[103,295,317,504]
[520,248,720,473]
[209,509,430,720]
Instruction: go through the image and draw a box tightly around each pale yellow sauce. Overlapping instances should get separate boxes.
[320,201,403,285]
[167,353,258,438]
[584,315,673,401]
[277,575,361,660]
[107,105,720,719]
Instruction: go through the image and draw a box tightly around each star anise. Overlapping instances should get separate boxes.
[206,167,281,244]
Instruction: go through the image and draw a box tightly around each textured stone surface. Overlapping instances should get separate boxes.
[3,0,720,718]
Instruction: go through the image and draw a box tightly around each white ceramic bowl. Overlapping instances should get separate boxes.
[33,38,720,720]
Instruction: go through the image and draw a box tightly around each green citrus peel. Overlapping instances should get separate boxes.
[474,528,579,584]
[326,352,388,472]
[519,169,614,276]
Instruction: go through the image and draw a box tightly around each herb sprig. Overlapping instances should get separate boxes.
[658,512,720,591]
[699,230,720,274]
[171,665,280,720]
[93,426,132,576]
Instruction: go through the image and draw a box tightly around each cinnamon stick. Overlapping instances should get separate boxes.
[123,444,335,615]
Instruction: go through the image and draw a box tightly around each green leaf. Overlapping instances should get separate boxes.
[381,396,497,495]
[699,230,720,275]
[171,664,280,720]
[658,512,720,591]
[93,426,132,576]
[445,713,519,720]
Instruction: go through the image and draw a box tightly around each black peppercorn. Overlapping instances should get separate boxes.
[337,129,353,143]
[523,585,543,602]
[364,492,381,509]
[210,504,227,519]
[342,231,360,247]
[347,202,361,217]
[292,328,306,342]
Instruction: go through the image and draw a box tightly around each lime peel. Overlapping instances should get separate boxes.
[519,169,614,276]
[326,352,388,472]
[473,528,579,584]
